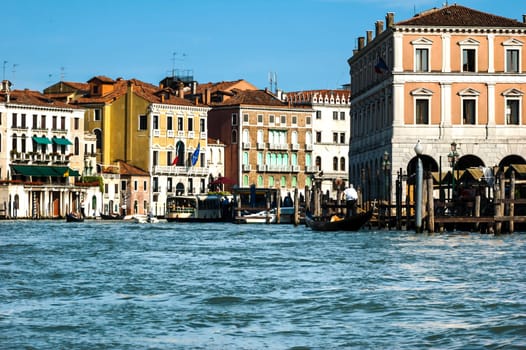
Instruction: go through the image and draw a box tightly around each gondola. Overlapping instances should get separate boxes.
[305,209,372,232]
[66,212,84,222]
[100,213,125,220]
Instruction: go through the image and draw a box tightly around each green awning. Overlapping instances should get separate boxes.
[52,137,73,145]
[11,165,80,177]
[32,136,52,144]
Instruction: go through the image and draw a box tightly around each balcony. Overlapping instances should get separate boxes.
[267,165,291,172]
[305,144,313,151]
[177,131,185,137]
[291,165,300,172]
[153,129,160,137]
[242,142,251,150]
[257,142,265,150]
[153,165,209,177]
[167,130,174,137]
[188,131,195,138]
[242,164,252,171]
[257,164,267,172]
[268,143,289,150]
[305,165,318,173]
[200,132,207,139]
[291,144,299,151]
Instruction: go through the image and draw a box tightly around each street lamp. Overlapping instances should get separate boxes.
[414,140,423,233]
[382,151,391,205]
[447,141,459,199]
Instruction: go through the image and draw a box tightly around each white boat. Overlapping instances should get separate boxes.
[236,207,295,224]
[132,214,159,224]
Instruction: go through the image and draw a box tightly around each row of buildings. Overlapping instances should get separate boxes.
[1,3,525,219]
[0,74,350,218]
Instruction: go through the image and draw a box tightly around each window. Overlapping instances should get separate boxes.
[316,132,322,143]
[340,111,345,120]
[415,99,429,124]
[333,132,338,143]
[94,109,101,121]
[167,151,172,165]
[333,157,338,171]
[104,184,109,194]
[333,111,338,120]
[12,113,17,128]
[115,184,119,194]
[21,114,26,128]
[232,113,238,126]
[153,177,159,192]
[280,176,286,188]
[153,151,158,166]
[153,115,159,130]
[340,157,346,171]
[462,49,476,72]
[280,115,286,124]
[41,115,46,129]
[32,115,37,128]
[187,117,193,131]
[139,115,147,130]
[134,181,138,191]
[74,118,80,130]
[52,116,57,129]
[178,117,183,130]
[415,48,429,72]
[506,99,520,125]
[232,129,238,144]
[200,118,205,132]
[257,114,263,124]
[269,115,275,124]
[60,116,66,130]
[340,133,345,144]
[121,181,127,191]
[316,111,322,119]
[167,178,173,192]
[74,137,80,155]
[167,116,173,130]
[463,99,476,125]
[306,116,311,125]
[507,49,520,73]
[243,114,249,123]
[292,116,297,125]
[143,181,147,191]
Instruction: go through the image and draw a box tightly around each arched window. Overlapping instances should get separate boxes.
[340,157,346,171]
[75,137,80,155]
[280,176,286,187]
[316,156,322,171]
[257,175,263,187]
[333,157,338,171]
[12,133,17,151]
[243,174,249,186]
[232,129,238,144]
[269,176,274,187]
[20,134,26,153]
[94,129,102,149]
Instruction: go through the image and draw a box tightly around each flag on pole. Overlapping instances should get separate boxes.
[191,143,200,166]
[172,144,180,165]
[374,57,389,74]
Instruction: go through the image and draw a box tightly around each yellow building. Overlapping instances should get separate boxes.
[72,76,210,216]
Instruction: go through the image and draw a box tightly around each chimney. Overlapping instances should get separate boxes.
[366,30,373,44]
[192,81,197,95]
[386,12,395,28]
[375,20,384,36]
[205,88,211,105]
[358,37,365,50]
[177,81,184,98]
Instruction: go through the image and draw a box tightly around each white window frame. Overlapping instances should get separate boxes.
[503,39,523,73]
[411,38,433,72]
[458,38,480,73]
[411,88,433,125]
[458,88,480,125]
[502,88,524,125]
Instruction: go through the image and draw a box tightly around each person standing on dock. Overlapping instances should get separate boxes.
[343,184,358,217]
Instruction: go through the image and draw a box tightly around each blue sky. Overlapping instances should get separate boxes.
[2,0,523,92]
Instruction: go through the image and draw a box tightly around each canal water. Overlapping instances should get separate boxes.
[1,220,525,349]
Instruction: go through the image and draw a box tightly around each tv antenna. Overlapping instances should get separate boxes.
[171,52,187,77]
[268,72,278,93]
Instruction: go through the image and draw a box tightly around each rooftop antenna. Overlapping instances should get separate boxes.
[268,72,277,93]
[60,66,65,81]
[11,63,17,84]
[171,52,187,77]
[2,60,7,80]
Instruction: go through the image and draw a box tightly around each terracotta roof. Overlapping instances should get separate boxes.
[397,4,526,27]
[194,79,257,95]
[75,78,196,106]
[213,89,287,107]
[0,89,78,109]
[87,75,115,83]
[117,161,149,176]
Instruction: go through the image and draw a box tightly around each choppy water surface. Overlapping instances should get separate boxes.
[0,220,525,349]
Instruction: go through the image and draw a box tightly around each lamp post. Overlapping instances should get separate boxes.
[447,142,459,200]
[414,140,424,233]
[382,150,391,207]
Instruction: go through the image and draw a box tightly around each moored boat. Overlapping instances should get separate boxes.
[66,212,84,222]
[100,213,124,220]
[165,194,232,222]
[305,209,373,231]
[235,207,296,224]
